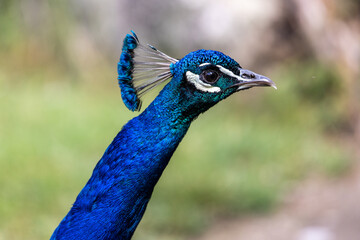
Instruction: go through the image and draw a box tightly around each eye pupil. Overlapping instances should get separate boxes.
[203,70,219,83]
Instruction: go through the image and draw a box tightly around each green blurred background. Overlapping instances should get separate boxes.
[0,0,359,239]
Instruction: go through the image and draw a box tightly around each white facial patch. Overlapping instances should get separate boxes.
[186,71,221,93]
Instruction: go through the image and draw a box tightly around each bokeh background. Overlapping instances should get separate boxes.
[1,0,359,239]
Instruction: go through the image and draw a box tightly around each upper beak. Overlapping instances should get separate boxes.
[233,69,277,90]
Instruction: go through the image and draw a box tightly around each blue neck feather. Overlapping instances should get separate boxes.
[51,78,199,240]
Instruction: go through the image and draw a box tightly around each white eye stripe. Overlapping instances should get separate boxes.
[200,63,240,80]
[199,63,212,67]
[216,65,250,82]
[186,71,221,93]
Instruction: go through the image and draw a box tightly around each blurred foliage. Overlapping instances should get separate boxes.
[292,62,341,103]
[282,61,353,133]
[0,1,355,240]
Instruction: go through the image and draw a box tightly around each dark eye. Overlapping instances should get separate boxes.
[202,70,219,83]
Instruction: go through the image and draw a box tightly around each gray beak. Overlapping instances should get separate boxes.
[234,69,277,90]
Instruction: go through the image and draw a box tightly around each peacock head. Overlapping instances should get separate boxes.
[118,31,276,113]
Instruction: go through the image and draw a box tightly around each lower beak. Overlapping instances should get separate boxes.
[233,69,277,90]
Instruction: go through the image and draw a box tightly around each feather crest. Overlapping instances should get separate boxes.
[118,31,177,111]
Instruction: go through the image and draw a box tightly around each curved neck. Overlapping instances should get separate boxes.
[52,82,194,240]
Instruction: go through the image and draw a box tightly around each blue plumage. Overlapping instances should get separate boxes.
[51,32,275,240]
[118,31,141,111]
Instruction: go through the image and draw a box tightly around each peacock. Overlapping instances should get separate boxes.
[50,31,276,240]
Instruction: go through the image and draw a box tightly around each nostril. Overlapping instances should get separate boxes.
[241,73,250,79]
[241,73,256,79]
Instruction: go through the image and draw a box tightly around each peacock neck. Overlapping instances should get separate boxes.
[96,82,194,238]
[123,80,195,182]
[51,81,195,240]
[123,87,193,185]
